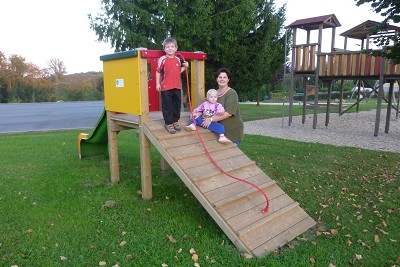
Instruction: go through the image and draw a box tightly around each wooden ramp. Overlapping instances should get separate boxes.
[142,118,316,257]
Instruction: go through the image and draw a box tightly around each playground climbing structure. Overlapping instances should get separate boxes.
[287,14,400,136]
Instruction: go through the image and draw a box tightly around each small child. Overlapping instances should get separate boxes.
[156,37,189,134]
[185,89,230,143]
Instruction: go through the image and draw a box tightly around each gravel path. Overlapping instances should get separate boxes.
[244,109,400,154]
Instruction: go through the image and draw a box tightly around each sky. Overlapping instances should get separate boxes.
[0,0,394,74]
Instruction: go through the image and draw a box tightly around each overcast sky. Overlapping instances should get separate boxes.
[0,0,392,74]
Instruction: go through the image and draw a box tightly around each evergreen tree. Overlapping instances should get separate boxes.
[89,0,289,96]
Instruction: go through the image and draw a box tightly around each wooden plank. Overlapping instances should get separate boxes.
[346,54,352,76]
[365,54,371,75]
[142,122,252,254]
[160,130,217,149]
[337,54,343,75]
[295,47,301,71]
[227,193,296,232]
[333,54,339,76]
[177,146,244,169]
[184,155,255,181]
[303,46,309,71]
[212,180,276,209]
[240,205,309,250]
[191,60,206,108]
[251,216,316,257]
[194,165,265,193]
[310,45,316,70]
[360,53,366,75]
[216,185,285,219]
[107,111,120,183]
[144,116,190,131]
[204,174,273,203]
[319,55,326,76]
[167,139,237,161]
[139,56,152,200]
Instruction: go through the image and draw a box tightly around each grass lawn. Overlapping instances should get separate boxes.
[0,101,398,266]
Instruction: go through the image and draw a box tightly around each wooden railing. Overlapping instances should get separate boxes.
[318,52,383,77]
[293,44,400,78]
[293,44,318,73]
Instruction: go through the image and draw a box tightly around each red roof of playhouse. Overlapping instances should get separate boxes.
[340,20,400,40]
[287,14,341,30]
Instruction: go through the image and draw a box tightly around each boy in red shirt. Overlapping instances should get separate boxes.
[156,37,188,134]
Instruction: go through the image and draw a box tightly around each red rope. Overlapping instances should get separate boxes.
[180,57,269,214]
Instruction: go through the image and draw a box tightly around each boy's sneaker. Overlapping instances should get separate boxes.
[173,122,181,131]
[185,124,196,131]
[218,135,230,143]
[165,124,176,134]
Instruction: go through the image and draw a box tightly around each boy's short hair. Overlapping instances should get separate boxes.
[162,37,178,49]
[207,89,217,97]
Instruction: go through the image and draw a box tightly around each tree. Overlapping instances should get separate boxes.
[89,0,289,96]
[226,1,287,104]
[355,0,400,63]
[8,54,28,102]
[24,63,51,102]
[47,58,66,81]
[0,51,8,102]
[47,58,67,100]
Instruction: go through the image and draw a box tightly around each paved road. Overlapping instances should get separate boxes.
[0,101,105,133]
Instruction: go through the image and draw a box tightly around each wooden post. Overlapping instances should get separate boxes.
[191,59,205,108]
[374,57,385,137]
[313,24,323,129]
[339,80,344,115]
[288,28,297,126]
[356,81,361,112]
[301,77,307,124]
[325,81,333,127]
[160,158,170,173]
[331,27,336,52]
[385,82,394,133]
[107,111,120,183]
[139,55,152,200]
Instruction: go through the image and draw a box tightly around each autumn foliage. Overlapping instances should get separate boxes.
[0,51,103,103]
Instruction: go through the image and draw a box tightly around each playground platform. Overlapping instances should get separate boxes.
[80,111,316,256]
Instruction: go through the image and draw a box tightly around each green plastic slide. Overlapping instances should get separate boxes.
[78,110,108,159]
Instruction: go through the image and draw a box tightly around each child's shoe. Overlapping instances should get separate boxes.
[173,122,181,131]
[165,124,176,134]
[218,135,230,143]
[185,124,196,131]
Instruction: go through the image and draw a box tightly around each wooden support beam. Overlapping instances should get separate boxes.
[312,24,323,129]
[385,82,394,133]
[288,28,297,126]
[339,80,344,115]
[160,157,170,173]
[301,78,307,124]
[325,81,333,127]
[374,57,385,137]
[191,59,205,108]
[107,111,120,183]
[138,55,152,200]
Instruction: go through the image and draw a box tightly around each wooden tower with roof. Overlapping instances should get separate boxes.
[286,14,400,136]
